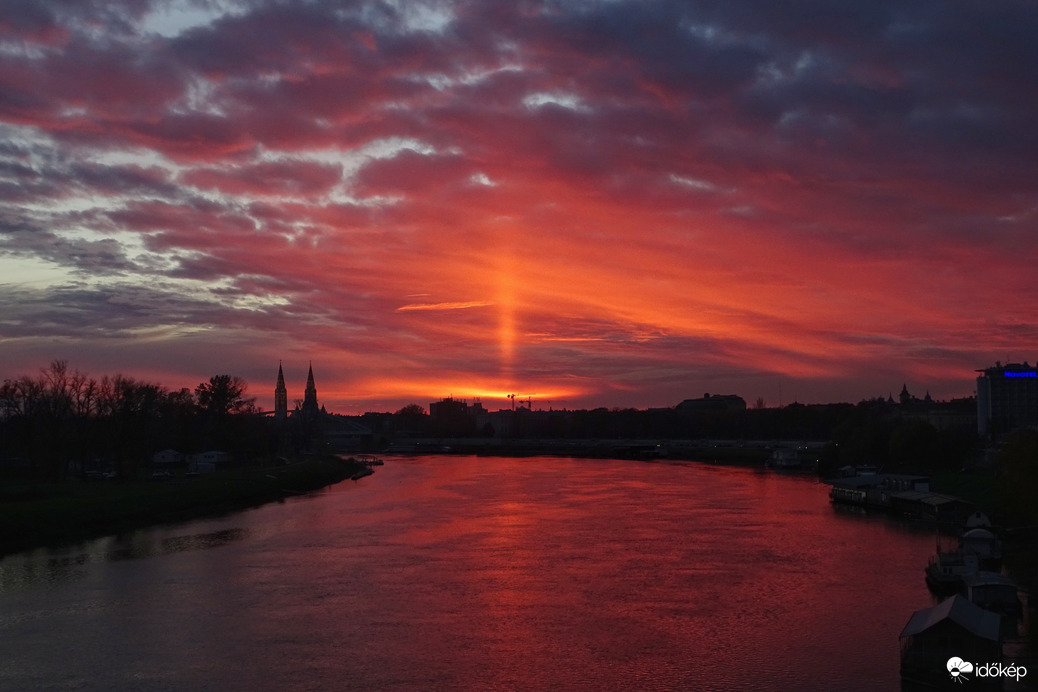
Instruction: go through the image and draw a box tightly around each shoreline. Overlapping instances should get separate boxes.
[0,456,365,559]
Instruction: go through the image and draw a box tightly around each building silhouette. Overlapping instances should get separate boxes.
[274,362,288,420]
[675,393,747,413]
[273,362,321,418]
[976,361,1038,436]
[302,363,320,417]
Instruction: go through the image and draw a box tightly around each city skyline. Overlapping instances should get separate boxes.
[2,1,1037,414]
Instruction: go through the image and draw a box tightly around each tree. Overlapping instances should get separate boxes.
[393,403,429,437]
[998,430,1038,525]
[395,404,427,417]
[195,375,255,417]
[1,361,100,480]
[100,375,166,480]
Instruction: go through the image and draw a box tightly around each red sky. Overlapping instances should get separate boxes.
[2,0,1037,413]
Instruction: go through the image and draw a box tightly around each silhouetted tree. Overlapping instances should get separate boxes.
[0,363,288,479]
[0,362,180,480]
[0,361,101,480]
[888,420,942,469]
[997,430,1038,525]
[195,375,255,417]
[393,404,429,436]
[191,375,256,454]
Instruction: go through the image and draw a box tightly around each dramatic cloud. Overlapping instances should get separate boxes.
[2,0,1036,412]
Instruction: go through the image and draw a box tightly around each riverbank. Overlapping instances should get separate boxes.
[0,456,365,558]
[389,438,784,464]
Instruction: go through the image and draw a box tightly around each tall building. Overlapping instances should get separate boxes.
[429,397,487,436]
[301,362,320,417]
[675,393,747,413]
[274,362,288,420]
[976,362,1038,436]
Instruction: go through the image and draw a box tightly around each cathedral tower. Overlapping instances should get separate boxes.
[274,362,288,420]
[302,362,320,416]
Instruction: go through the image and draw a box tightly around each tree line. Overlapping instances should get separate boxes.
[0,361,267,482]
[3,360,984,482]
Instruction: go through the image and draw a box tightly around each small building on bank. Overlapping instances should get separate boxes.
[152,449,184,466]
[888,491,975,526]
[962,572,1020,615]
[827,473,930,509]
[187,450,229,474]
[900,595,1001,687]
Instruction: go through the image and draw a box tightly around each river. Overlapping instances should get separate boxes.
[0,456,939,691]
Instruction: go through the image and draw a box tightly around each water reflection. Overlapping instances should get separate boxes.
[107,527,249,561]
[0,527,249,593]
[0,457,944,691]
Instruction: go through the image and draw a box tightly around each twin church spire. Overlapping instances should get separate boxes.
[274,361,320,419]
[303,363,319,416]
[275,362,288,419]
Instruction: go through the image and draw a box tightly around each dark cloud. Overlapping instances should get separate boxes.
[182,159,343,197]
[0,210,136,275]
[0,281,220,338]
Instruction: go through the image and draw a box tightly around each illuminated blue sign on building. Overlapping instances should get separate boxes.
[978,362,1038,436]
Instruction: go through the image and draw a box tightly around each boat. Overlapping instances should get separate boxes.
[959,527,1002,571]
[765,448,816,472]
[924,549,979,597]
[924,513,1004,595]
[962,571,1021,615]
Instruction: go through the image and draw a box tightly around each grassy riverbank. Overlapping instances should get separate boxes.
[0,456,364,558]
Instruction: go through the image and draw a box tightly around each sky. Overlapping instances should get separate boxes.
[2,0,1037,414]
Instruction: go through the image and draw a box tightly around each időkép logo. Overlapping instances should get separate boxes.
[947,656,1027,684]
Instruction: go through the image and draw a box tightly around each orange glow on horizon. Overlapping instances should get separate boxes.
[347,377,584,410]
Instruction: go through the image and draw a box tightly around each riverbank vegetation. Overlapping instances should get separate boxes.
[0,360,365,557]
[0,361,291,482]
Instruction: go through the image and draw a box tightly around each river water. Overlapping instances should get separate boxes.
[0,456,940,691]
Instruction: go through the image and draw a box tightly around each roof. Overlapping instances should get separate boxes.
[920,493,971,508]
[890,490,931,501]
[829,473,929,490]
[900,595,1000,642]
[888,490,972,508]
[962,572,1017,589]
[885,474,929,482]
[829,475,886,489]
[965,511,992,528]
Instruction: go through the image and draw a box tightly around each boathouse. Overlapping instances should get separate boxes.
[827,473,930,509]
[187,450,229,474]
[962,572,1020,615]
[888,491,974,525]
[960,528,1002,567]
[900,595,1001,686]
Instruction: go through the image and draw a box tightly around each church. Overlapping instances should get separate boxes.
[274,362,321,419]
